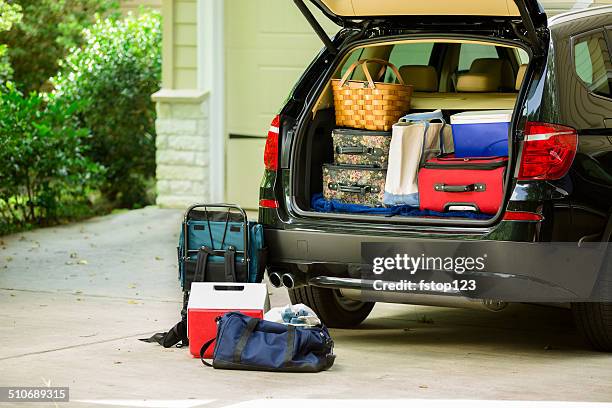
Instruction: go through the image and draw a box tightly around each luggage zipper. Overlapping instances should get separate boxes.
[333,129,391,137]
[423,160,507,170]
[323,164,386,170]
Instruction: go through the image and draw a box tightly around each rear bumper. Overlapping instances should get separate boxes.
[264,227,605,302]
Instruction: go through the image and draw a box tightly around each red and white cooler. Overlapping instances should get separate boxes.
[187,282,270,358]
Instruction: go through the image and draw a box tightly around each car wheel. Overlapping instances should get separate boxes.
[572,302,612,351]
[288,285,374,328]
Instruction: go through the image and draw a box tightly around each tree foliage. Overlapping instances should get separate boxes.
[0,0,22,83]
[0,0,119,92]
[54,11,162,208]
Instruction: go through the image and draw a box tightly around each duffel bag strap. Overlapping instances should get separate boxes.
[283,325,296,367]
[200,337,216,367]
[233,318,260,363]
[224,246,237,282]
[139,319,187,349]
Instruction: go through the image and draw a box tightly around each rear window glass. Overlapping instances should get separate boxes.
[388,43,435,68]
[458,43,500,71]
[339,43,434,81]
[517,49,530,64]
[385,43,435,81]
[340,48,363,77]
[574,30,612,99]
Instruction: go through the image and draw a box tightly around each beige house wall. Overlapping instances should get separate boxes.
[120,0,162,14]
[545,1,612,16]
[154,0,209,208]
[160,0,198,90]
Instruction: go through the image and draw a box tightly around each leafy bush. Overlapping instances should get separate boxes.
[0,84,103,234]
[53,11,162,208]
[0,0,22,83]
[0,0,119,92]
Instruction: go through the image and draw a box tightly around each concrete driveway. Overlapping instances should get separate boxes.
[1,207,611,408]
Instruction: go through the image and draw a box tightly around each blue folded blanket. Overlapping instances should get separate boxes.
[311,193,492,220]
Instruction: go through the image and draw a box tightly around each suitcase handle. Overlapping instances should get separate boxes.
[182,204,249,265]
[434,183,486,193]
[336,146,383,156]
[328,183,380,195]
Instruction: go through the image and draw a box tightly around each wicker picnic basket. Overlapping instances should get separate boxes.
[332,59,413,132]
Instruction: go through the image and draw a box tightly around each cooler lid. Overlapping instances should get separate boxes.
[450,110,513,125]
[187,282,269,310]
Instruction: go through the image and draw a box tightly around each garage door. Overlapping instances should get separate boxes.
[225,0,336,208]
[541,1,612,16]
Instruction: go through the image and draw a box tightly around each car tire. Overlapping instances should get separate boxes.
[572,302,612,351]
[288,285,374,328]
[572,251,612,352]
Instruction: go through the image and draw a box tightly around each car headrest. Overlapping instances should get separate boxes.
[398,65,438,92]
[456,58,503,92]
[515,64,528,90]
[469,58,503,74]
[456,73,500,92]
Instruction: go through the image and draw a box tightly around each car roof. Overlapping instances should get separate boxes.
[548,5,612,27]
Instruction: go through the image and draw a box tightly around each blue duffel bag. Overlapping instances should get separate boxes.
[200,312,335,373]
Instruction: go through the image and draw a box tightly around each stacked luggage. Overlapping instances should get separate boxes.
[323,129,391,207]
[417,110,512,214]
[323,58,411,207]
[324,57,512,217]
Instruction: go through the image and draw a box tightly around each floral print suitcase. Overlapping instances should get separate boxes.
[332,129,392,168]
[323,164,386,207]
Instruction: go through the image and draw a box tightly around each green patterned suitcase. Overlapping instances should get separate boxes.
[332,129,392,168]
[323,164,386,207]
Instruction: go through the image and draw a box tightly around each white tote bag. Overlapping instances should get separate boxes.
[383,110,454,207]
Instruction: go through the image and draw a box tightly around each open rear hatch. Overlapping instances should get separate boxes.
[285,0,550,226]
[296,0,548,54]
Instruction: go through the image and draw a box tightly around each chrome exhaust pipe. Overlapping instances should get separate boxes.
[281,273,296,289]
[268,272,282,288]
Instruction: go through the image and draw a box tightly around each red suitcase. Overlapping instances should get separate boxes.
[418,155,508,214]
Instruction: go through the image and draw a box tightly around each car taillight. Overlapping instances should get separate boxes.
[518,122,578,180]
[503,211,543,221]
[259,199,279,209]
[264,115,280,171]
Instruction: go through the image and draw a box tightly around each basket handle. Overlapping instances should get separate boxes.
[339,59,405,89]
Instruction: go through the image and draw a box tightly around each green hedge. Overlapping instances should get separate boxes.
[53,11,162,208]
[0,0,119,92]
[0,85,103,234]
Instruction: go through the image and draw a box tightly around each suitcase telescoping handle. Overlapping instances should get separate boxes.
[434,183,486,193]
[328,183,380,195]
[336,146,383,157]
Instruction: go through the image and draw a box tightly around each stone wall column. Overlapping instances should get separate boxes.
[152,89,210,208]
